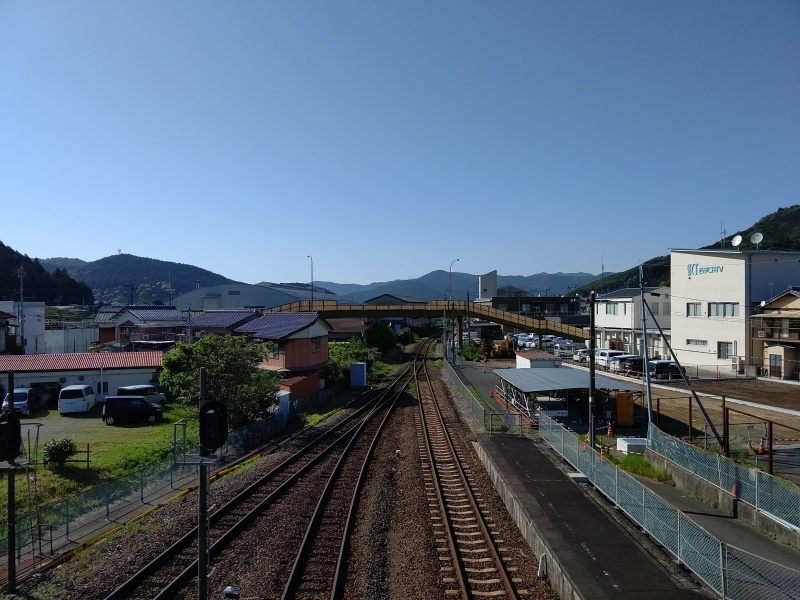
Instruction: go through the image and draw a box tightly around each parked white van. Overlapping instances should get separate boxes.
[595,349,626,369]
[58,385,97,414]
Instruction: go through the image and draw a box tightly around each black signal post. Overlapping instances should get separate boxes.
[1,413,22,594]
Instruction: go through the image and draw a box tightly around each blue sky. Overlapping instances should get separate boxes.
[1,1,798,285]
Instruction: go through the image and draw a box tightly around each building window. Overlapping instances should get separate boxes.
[687,303,701,317]
[709,302,740,317]
[559,304,568,314]
[686,339,708,346]
[268,342,280,359]
[498,303,507,311]
[650,303,659,316]
[228,290,241,296]
[312,338,320,353]
[605,303,618,315]
[546,303,554,313]
[522,303,531,312]
[663,302,670,315]
[717,341,733,359]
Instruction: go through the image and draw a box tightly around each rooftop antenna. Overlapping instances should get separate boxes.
[721,222,726,249]
[750,232,763,251]
[730,234,742,249]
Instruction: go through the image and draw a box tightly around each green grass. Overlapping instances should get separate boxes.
[0,403,198,513]
[608,452,674,485]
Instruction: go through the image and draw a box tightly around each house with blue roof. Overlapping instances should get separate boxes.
[235,312,333,400]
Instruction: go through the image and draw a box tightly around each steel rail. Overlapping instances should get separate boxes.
[104,391,392,599]
[419,357,519,599]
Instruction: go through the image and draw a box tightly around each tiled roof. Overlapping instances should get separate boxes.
[189,310,260,328]
[126,307,185,321]
[0,352,163,373]
[235,312,319,339]
[95,310,122,324]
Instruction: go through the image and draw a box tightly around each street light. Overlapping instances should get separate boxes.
[449,258,459,300]
[307,255,314,308]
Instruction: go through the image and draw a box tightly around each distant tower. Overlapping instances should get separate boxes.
[478,270,497,301]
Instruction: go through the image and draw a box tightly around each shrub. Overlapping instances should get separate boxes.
[43,438,78,468]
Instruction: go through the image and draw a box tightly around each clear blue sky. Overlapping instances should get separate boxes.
[1,1,798,285]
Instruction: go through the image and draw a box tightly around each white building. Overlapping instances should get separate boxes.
[0,301,46,354]
[670,249,800,376]
[594,287,671,358]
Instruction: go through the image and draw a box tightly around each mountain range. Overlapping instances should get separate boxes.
[3,205,799,306]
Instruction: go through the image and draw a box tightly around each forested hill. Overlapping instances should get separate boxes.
[0,241,94,305]
[39,254,239,305]
[574,205,800,296]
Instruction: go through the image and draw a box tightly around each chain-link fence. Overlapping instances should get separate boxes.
[0,409,289,572]
[441,359,524,435]
[649,424,800,530]
[540,414,800,599]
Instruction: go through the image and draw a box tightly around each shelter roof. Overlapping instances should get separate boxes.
[495,367,641,393]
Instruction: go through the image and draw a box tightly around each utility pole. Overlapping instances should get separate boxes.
[589,291,596,451]
[17,267,25,354]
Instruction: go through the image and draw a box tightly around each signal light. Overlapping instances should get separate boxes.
[0,413,22,462]
[199,400,228,456]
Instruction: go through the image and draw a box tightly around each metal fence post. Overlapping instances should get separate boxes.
[141,470,145,502]
[677,512,682,562]
[720,542,727,599]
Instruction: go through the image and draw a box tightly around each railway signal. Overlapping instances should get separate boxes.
[199,399,228,456]
[0,413,22,462]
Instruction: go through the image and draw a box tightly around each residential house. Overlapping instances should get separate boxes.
[0,301,46,354]
[114,306,186,347]
[363,294,430,331]
[235,312,332,400]
[750,287,800,379]
[594,287,670,358]
[185,309,261,342]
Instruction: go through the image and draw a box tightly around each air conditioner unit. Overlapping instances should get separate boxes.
[758,330,766,338]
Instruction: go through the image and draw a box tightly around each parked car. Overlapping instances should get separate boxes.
[58,385,97,414]
[648,360,686,380]
[573,348,591,363]
[595,349,626,369]
[618,356,645,376]
[609,354,640,372]
[117,384,166,406]
[553,342,579,358]
[103,396,163,425]
[2,388,39,416]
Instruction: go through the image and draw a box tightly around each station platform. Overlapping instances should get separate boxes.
[456,359,800,599]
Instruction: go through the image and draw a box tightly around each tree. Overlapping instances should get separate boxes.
[364,322,397,354]
[328,338,379,384]
[159,335,279,427]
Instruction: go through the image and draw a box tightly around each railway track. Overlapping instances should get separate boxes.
[417,358,523,599]
[105,338,434,600]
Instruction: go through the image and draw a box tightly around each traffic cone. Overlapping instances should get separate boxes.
[607,423,613,437]
[758,438,766,454]
[600,446,606,460]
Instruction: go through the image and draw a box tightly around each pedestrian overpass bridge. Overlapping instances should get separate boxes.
[265,300,589,343]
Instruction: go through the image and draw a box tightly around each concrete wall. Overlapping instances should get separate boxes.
[645,448,800,551]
